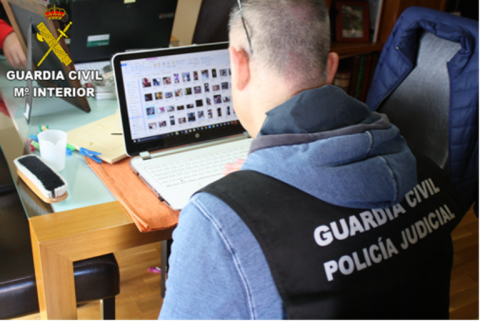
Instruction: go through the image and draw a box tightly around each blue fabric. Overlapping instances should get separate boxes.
[159,193,286,319]
[251,86,417,209]
[366,6,479,208]
[260,87,380,134]
[160,86,417,319]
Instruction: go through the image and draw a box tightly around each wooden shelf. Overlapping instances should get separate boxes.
[331,42,384,59]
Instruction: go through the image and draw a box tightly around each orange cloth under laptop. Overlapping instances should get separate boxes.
[86,157,179,232]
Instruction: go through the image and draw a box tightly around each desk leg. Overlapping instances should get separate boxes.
[28,201,175,320]
[30,222,78,320]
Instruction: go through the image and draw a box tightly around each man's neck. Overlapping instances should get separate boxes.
[250,74,296,130]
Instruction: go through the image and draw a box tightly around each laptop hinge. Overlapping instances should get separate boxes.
[148,132,250,160]
[140,151,152,160]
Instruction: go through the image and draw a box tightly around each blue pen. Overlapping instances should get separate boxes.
[79,147,102,163]
[30,134,38,143]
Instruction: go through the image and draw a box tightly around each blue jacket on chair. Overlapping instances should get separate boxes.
[366,7,478,209]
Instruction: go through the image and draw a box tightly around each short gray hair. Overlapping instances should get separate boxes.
[229,0,330,87]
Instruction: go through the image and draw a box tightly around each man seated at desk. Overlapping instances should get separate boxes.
[159,0,466,319]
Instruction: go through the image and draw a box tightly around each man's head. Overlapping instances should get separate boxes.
[228,0,338,137]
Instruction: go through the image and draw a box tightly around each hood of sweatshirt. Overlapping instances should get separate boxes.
[242,85,417,209]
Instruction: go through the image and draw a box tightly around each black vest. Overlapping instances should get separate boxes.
[200,152,465,319]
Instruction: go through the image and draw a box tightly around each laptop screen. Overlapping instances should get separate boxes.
[113,42,245,156]
[71,0,178,63]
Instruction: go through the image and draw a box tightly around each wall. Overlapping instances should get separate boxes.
[446,0,479,21]
[379,0,448,44]
[172,0,203,45]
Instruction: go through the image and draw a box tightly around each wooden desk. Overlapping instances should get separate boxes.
[29,203,173,319]
[0,59,174,319]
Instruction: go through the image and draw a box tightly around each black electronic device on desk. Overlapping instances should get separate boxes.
[2,0,91,123]
[192,0,235,44]
[69,0,178,64]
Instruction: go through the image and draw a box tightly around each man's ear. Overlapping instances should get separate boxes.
[229,46,250,91]
[326,52,339,85]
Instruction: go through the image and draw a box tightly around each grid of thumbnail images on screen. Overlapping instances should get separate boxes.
[141,67,235,132]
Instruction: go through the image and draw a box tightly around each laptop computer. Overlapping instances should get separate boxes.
[70,0,177,63]
[70,0,177,83]
[112,42,252,210]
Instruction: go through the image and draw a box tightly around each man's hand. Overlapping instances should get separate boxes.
[223,159,246,175]
[3,32,27,69]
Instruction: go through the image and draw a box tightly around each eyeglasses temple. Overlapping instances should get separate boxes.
[237,0,254,55]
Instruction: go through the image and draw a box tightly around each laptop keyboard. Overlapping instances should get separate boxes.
[146,145,249,187]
